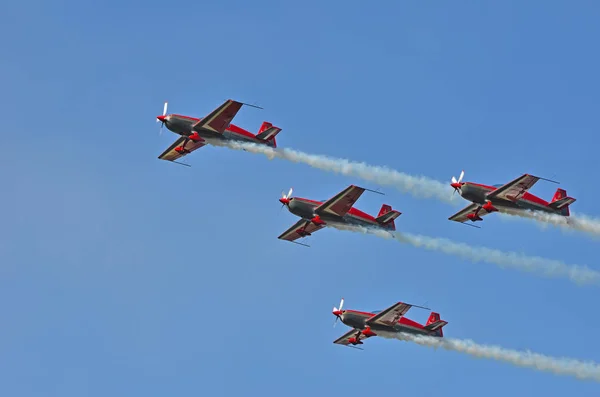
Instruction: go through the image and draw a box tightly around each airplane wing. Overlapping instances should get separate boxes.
[365,302,413,327]
[485,174,540,202]
[278,218,326,243]
[192,99,244,134]
[314,185,366,217]
[333,328,373,346]
[448,203,492,223]
[158,136,207,162]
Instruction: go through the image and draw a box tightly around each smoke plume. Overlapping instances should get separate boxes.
[328,224,600,286]
[209,140,453,203]
[499,211,600,240]
[384,332,600,383]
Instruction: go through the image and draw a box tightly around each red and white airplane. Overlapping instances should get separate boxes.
[332,298,448,349]
[278,185,402,246]
[448,170,576,227]
[155,99,282,165]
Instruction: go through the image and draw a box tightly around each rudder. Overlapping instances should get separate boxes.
[552,188,567,202]
[424,312,448,337]
[550,188,575,216]
[375,204,401,231]
[255,121,282,147]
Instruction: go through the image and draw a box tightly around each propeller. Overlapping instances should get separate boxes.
[157,101,168,135]
[279,187,293,210]
[451,170,465,196]
[332,297,344,327]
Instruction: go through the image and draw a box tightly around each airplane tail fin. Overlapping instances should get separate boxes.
[255,121,282,148]
[549,188,576,216]
[375,204,401,231]
[423,312,448,337]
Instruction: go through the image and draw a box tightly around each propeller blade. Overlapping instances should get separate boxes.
[281,190,286,198]
[287,187,293,199]
[163,101,168,116]
[339,298,344,311]
[451,176,457,184]
[458,170,464,183]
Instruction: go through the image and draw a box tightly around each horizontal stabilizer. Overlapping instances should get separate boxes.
[376,210,401,225]
[548,196,576,210]
[375,204,401,231]
[255,122,282,141]
[424,320,448,331]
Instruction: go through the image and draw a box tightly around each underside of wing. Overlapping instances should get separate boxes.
[486,174,540,202]
[333,328,372,346]
[314,185,366,217]
[365,302,412,327]
[192,99,243,134]
[448,203,491,223]
[158,136,207,162]
[277,218,326,242]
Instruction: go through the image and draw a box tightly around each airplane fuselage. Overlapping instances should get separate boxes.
[286,197,392,230]
[162,114,276,147]
[459,182,563,216]
[339,310,441,338]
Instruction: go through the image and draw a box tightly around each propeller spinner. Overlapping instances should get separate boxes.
[157,101,168,135]
[450,170,465,195]
[332,298,344,327]
[279,187,293,209]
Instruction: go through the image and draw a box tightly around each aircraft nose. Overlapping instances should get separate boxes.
[279,198,290,205]
[332,310,343,316]
[450,182,462,189]
[157,115,166,122]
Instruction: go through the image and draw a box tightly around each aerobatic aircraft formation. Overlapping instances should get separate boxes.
[154,98,579,350]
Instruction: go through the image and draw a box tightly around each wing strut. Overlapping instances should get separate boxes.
[364,187,385,195]
[344,345,364,351]
[167,160,192,167]
[289,240,310,248]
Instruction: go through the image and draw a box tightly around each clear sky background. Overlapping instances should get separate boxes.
[2,1,600,395]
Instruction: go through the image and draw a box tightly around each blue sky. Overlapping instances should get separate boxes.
[2,0,600,395]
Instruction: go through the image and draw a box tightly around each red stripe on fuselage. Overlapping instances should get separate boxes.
[344,309,426,329]
[292,197,377,223]
[465,182,549,207]
[171,114,256,139]
[521,192,549,206]
[465,182,495,191]
[226,123,258,139]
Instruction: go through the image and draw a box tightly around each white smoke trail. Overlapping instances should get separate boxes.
[208,139,454,203]
[383,332,600,383]
[499,211,600,239]
[327,223,600,286]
